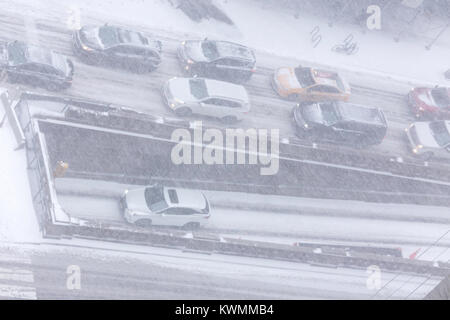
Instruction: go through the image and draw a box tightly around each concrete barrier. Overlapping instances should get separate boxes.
[0,89,25,149]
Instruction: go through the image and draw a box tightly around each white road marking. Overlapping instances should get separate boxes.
[0,284,37,300]
[0,267,35,283]
[0,251,37,300]
[0,253,32,265]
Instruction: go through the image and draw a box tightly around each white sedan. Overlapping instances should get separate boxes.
[405,120,450,160]
[120,185,211,229]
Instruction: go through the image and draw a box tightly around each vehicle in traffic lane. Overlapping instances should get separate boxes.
[177,39,256,83]
[0,40,74,91]
[407,87,450,120]
[272,65,351,102]
[404,120,450,160]
[162,77,250,123]
[292,101,387,147]
[73,24,162,73]
[120,185,211,229]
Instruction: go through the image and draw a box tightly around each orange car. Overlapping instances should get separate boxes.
[272,66,351,102]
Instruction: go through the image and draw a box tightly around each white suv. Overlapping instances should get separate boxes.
[120,185,211,229]
[405,120,450,160]
[163,77,250,123]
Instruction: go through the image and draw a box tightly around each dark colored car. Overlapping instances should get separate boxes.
[292,101,388,147]
[73,24,162,73]
[0,40,74,91]
[177,39,256,83]
[407,87,450,120]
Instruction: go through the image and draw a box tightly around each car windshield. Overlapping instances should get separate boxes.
[7,41,28,65]
[98,25,120,48]
[189,78,209,99]
[302,102,340,125]
[335,77,347,92]
[431,88,450,108]
[201,41,219,61]
[294,67,315,87]
[144,186,169,212]
[429,121,450,147]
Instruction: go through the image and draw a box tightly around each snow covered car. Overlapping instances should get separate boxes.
[0,40,74,91]
[162,77,250,123]
[120,185,211,228]
[72,24,162,73]
[292,101,387,147]
[407,87,450,120]
[272,66,351,102]
[177,39,256,83]
[404,120,450,160]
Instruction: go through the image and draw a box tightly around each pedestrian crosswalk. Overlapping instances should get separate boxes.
[0,251,37,300]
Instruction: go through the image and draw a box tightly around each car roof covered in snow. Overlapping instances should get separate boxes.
[204,78,249,102]
[214,40,255,61]
[164,187,207,210]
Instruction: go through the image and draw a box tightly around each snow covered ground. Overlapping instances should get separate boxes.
[2,241,440,300]
[0,0,448,299]
[0,99,41,243]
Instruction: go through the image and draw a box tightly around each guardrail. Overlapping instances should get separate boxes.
[0,90,25,149]
[45,220,450,278]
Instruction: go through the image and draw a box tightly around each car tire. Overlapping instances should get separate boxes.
[183,222,200,230]
[221,116,238,124]
[175,107,192,117]
[83,54,101,65]
[295,128,309,140]
[46,82,60,92]
[421,152,434,161]
[287,93,300,101]
[7,73,19,84]
[135,219,152,228]
[132,63,148,74]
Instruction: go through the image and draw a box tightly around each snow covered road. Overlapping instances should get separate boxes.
[0,1,446,168]
[53,178,450,262]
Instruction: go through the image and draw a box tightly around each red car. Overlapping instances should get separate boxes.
[408,87,450,120]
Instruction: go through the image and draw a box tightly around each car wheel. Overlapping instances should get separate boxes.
[221,116,238,124]
[421,152,434,161]
[175,107,192,117]
[183,222,200,230]
[7,73,19,84]
[135,219,152,228]
[287,93,300,101]
[295,128,309,140]
[83,55,101,65]
[147,64,158,72]
[46,82,60,92]
[132,63,148,74]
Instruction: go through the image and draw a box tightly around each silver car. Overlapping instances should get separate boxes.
[163,77,250,123]
[120,185,211,229]
[405,120,450,160]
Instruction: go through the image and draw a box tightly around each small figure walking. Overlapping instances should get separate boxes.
[54,161,69,178]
